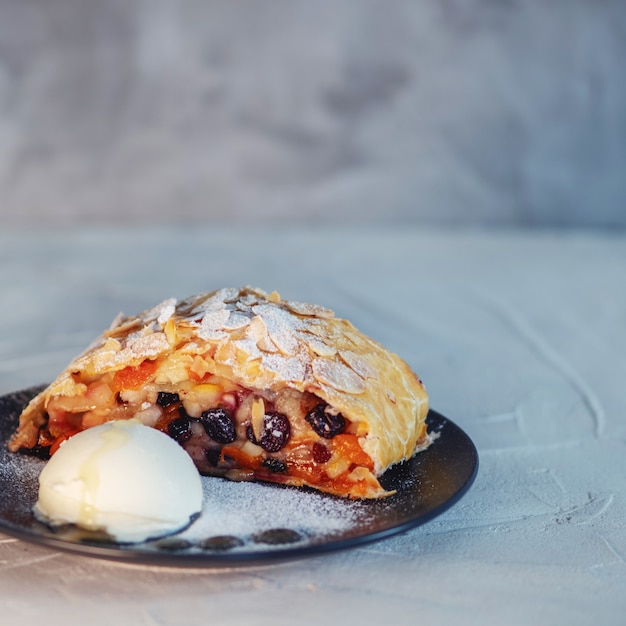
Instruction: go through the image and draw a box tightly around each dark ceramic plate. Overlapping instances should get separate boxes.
[0,386,478,567]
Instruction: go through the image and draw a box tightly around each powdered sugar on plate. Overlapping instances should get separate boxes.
[174,476,367,549]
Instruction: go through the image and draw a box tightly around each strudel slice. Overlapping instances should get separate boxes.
[9,287,429,498]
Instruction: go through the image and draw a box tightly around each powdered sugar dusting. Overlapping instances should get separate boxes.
[312,359,367,394]
[0,449,42,495]
[302,335,337,358]
[339,350,377,380]
[0,443,44,526]
[251,304,303,356]
[285,301,335,318]
[223,311,251,331]
[156,299,177,326]
[121,332,170,359]
[198,308,230,340]
[262,353,308,383]
[177,477,365,546]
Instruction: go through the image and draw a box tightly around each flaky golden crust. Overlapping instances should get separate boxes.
[9,287,429,486]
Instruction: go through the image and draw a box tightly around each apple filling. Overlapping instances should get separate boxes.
[36,358,383,498]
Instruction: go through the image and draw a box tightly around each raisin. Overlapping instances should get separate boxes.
[157,391,180,407]
[167,414,192,443]
[305,403,346,439]
[246,411,290,453]
[262,457,287,474]
[312,441,331,464]
[201,408,236,444]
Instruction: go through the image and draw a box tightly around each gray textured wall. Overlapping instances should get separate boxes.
[1,0,625,228]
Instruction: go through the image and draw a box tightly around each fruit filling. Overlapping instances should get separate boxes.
[36,358,381,498]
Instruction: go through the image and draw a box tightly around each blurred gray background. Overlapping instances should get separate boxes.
[1,0,625,229]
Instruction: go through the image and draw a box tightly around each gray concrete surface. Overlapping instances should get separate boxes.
[1,0,625,228]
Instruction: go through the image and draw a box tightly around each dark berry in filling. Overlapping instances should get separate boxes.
[247,411,290,453]
[305,403,346,439]
[201,408,237,444]
[167,414,192,443]
[262,457,287,474]
[157,391,180,407]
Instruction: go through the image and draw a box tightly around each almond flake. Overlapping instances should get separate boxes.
[338,350,376,379]
[312,359,366,394]
[164,318,177,345]
[218,287,243,303]
[198,308,230,339]
[119,332,170,361]
[247,315,270,343]
[285,301,335,318]
[253,304,302,356]
[251,397,265,440]
[303,336,337,358]
[156,298,177,326]
[257,336,279,353]
[223,311,251,331]
[262,353,307,383]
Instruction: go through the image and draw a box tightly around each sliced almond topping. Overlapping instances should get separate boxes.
[223,311,251,331]
[102,337,122,353]
[217,287,243,303]
[238,292,260,307]
[312,359,367,394]
[247,315,269,343]
[156,298,177,326]
[164,317,177,345]
[267,327,299,356]
[338,350,376,379]
[107,312,125,331]
[252,304,302,356]
[257,335,279,353]
[303,336,337,358]
[262,353,308,384]
[244,316,273,354]
[198,308,230,340]
[285,301,335,318]
[119,332,170,361]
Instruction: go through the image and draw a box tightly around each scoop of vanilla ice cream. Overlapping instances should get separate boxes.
[34,420,203,543]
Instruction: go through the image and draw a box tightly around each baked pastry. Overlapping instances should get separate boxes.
[9,287,429,498]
